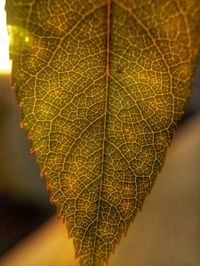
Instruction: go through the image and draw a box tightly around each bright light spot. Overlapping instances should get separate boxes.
[0,0,12,74]
[25,36,29,43]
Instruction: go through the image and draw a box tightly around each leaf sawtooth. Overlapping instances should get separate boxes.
[6,0,200,265]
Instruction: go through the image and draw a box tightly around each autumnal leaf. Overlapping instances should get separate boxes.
[6,0,200,265]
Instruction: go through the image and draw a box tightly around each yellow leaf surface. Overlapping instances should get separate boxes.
[6,1,200,265]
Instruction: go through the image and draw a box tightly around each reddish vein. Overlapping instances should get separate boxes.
[91,0,111,263]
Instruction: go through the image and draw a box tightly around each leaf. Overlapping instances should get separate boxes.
[6,0,200,265]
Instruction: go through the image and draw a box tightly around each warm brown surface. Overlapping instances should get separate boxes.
[1,114,200,266]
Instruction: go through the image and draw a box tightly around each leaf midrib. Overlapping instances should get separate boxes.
[91,0,111,263]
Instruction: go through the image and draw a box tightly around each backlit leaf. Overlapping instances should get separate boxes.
[6,0,200,265]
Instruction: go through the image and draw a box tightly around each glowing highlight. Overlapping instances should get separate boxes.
[0,0,12,74]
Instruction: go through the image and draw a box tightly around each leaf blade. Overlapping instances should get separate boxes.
[6,0,200,265]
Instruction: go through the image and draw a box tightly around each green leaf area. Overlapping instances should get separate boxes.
[6,0,200,265]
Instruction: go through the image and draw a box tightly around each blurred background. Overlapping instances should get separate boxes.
[0,0,200,265]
